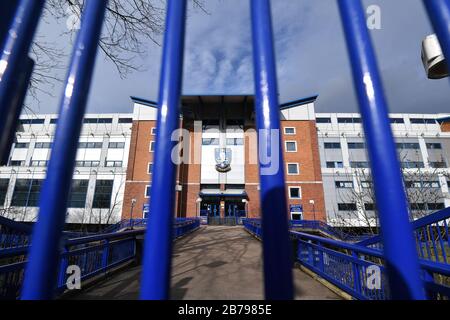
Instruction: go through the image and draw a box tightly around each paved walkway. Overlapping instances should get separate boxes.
[71,226,341,300]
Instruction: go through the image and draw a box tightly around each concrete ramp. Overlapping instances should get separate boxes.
[70,226,341,300]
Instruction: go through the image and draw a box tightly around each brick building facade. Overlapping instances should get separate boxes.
[122,95,326,222]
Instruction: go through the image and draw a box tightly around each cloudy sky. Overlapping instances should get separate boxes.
[27,0,450,115]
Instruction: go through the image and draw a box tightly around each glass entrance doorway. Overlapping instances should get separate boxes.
[225,201,246,218]
[200,200,220,217]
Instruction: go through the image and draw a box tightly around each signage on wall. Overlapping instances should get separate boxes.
[290,205,303,221]
[143,204,150,218]
[290,205,303,213]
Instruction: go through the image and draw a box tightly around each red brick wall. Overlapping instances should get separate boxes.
[282,121,326,221]
[123,118,326,222]
[122,120,155,219]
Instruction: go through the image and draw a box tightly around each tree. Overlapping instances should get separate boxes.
[28,0,206,100]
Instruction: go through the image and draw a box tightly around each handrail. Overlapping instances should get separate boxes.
[357,208,450,255]
[0,218,200,299]
[244,219,450,300]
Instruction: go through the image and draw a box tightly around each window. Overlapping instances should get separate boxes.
[84,118,112,124]
[50,118,58,124]
[78,142,103,149]
[20,119,45,125]
[396,142,420,150]
[335,181,354,189]
[324,142,341,149]
[145,185,152,198]
[428,203,445,211]
[287,163,299,175]
[68,180,89,208]
[326,161,344,169]
[285,141,297,152]
[226,120,244,127]
[108,142,125,149]
[364,203,375,211]
[361,181,372,189]
[202,138,219,146]
[30,160,48,167]
[151,127,157,135]
[427,143,442,150]
[348,142,366,149]
[390,118,405,124]
[83,118,97,124]
[9,160,25,167]
[316,118,332,124]
[75,161,100,167]
[12,179,43,207]
[430,162,447,169]
[338,203,357,211]
[15,143,29,149]
[401,162,425,169]
[0,179,9,206]
[338,118,361,124]
[284,127,296,135]
[35,142,53,149]
[410,203,426,211]
[226,138,244,146]
[410,118,436,124]
[118,118,133,124]
[351,162,370,169]
[148,163,153,174]
[150,141,156,152]
[92,180,113,209]
[406,181,440,188]
[105,161,123,168]
[289,187,302,199]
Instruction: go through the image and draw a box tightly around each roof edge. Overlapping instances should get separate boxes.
[280,95,319,110]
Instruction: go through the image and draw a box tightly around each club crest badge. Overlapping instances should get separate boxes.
[215,148,232,173]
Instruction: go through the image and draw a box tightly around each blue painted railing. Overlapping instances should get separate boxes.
[1,0,450,299]
[243,219,450,300]
[358,207,450,266]
[0,216,32,250]
[0,218,200,299]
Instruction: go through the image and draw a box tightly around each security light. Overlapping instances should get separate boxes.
[421,34,449,79]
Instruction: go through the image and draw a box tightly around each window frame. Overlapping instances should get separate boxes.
[284,127,296,135]
[286,163,300,175]
[285,141,298,153]
[288,186,302,199]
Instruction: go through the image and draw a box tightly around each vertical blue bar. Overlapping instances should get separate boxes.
[250,0,294,300]
[140,0,187,300]
[0,0,45,163]
[423,0,450,64]
[338,0,425,299]
[21,0,108,300]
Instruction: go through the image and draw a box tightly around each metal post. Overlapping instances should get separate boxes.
[0,0,45,164]
[130,198,136,230]
[250,0,294,300]
[140,0,187,300]
[423,0,450,64]
[338,0,425,299]
[21,0,108,300]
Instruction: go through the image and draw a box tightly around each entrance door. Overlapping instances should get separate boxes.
[225,201,246,217]
[201,200,221,217]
